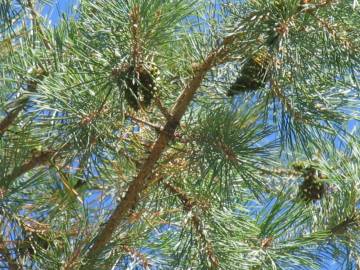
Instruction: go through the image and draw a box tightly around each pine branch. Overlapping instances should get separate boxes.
[302,0,336,13]
[271,82,308,123]
[259,167,302,178]
[164,182,195,211]
[80,35,234,265]
[0,236,20,270]
[0,69,47,137]
[26,0,51,50]
[127,114,186,142]
[0,105,24,136]
[0,0,51,136]
[331,212,360,235]
[164,182,219,269]
[311,14,354,50]
[122,245,152,269]
[154,97,172,121]
[126,113,162,132]
[129,5,141,68]
[0,82,40,136]
[62,244,83,270]
[0,1,52,137]
[1,150,53,189]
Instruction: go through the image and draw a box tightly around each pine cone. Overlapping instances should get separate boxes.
[227,51,270,96]
[115,65,156,111]
[299,166,326,201]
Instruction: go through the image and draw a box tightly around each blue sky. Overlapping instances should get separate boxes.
[42,0,78,25]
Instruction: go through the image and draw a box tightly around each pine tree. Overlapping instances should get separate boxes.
[0,0,360,269]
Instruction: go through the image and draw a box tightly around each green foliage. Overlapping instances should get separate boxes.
[0,0,360,269]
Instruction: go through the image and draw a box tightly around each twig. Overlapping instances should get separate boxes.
[258,167,302,178]
[126,113,187,143]
[0,141,71,195]
[154,97,172,121]
[122,245,152,269]
[26,0,51,50]
[130,5,141,67]
[1,150,54,188]
[62,244,84,270]
[0,236,20,270]
[164,182,219,269]
[271,82,309,123]
[0,105,25,136]
[126,113,162,132]
[310,13,356,51]
[0,1,51,136]
[51,163,84,204]
[331,212,360,235]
